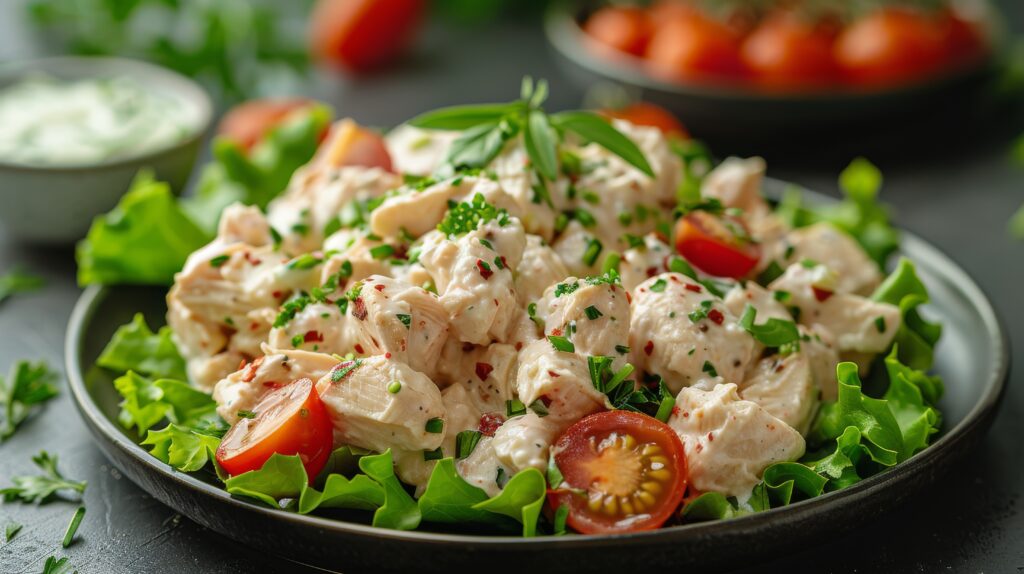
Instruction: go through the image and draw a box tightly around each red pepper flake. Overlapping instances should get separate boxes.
[237,359,248,371]
[374,284,386,292]
[478,412,505,436]
[249,321,260,331]
[551,327,563,336]
[813,286,834,302]
[515,342,523,351]
[707,432,714,442]
[673,406,682,417]
[475,362,494,380]
[385,352,392,359]
[262,381,282,389]
[547,370,561,378]
[707,309,724,325]
[695,443,704,453]
[645,266,658,278]
[352,297,367,320]
[625,291,632,304]
[499,255,508,269]
[244,251,262,266]
[476,259,493,280]
[643,340,654,356]
[354,344,365,354]
[685,283,702,293]
[271,290,283,299]
[241,356,265,382]
[304,330,324,343]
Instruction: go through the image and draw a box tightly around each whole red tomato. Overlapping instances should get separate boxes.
[645,11,747,84]
[741,13,839,91]
[310,0,425,73]
[584,6,652,57]
[834,7,947,88]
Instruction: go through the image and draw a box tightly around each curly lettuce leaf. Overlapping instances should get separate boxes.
[358,450,421,531]
[872,258,943,371]
[97,313,187,380]
[113,372,220,435]
[471,468,546,537]
[184,103,333,234]
[776,158,899,268]
[142,424,221,473]
[76,171,210,287]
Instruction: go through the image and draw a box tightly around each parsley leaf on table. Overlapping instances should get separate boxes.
[0,270,44,305]
[5,522,22,542]
[0,361,59,441]
[41,555,73,574]
[1,451,86,504]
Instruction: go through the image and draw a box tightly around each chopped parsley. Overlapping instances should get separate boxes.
[330,359,362,382]
[650,278,668,293]
[702,361,718,377]
[455,430,482,459]
[547,335,575,353]
[528,400,549,417]
[236,410,256,419]
[397,314,412,329]
[688,300,714,323]
[584,305,603,320]
[505,398,527,418]
[209,254,229,268]
[615,344,630,355]
[0,451,86,504]
[425,418,444,434]
[438,193,510,237]
[369,244,395,260]
[738,304,800,347]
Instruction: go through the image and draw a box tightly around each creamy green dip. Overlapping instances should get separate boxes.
[0,75,203,166]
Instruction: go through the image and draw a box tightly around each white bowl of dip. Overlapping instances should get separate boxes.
[0,57,213,244]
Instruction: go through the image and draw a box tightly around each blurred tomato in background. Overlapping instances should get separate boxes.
[310,0,427,73]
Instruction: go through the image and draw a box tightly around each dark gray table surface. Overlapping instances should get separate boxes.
[2,3,1024,573]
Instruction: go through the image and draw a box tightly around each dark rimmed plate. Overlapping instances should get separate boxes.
[544,1,1006,155]
[65,182,1009,574]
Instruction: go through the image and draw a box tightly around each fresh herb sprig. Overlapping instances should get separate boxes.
[0,361,59,441]
[0,269,44,305]
[1,451,86,504]
[408,77,654,190]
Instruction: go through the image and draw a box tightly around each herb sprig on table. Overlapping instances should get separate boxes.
[0,361,59,442]
[0,270,44,306]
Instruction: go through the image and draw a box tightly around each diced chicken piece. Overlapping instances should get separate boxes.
[630,273,757,393]
[801,326,840,401]
[491,412,559,474]
[516,235,569,307]
[419,218,526,344]
[320,232,395,292]
[739,353,819,434]
[537,276,631,361]
[769,263,901,354]
[436,340,518,413]
[507,310,543,353]
[385,124,461,176]
[315,356,445,453]
[700,157,771,218]
[213,348,339,424]
[723,281,793,323]
[551,220,602,278]
[572,120,682,207]
[668,383,805,498]
[784,223,882,295]
[268,302,353,355]
[489,144,563,240]
[620,233,674,292]
[268,165,399,253]
[457,436,508,498]
[216,203,274,247]
[346,275,449,380]
[370,176,521,240]
[515,339,608,430]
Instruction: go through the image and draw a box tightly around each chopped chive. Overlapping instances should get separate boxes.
[621,233,645,249]
[650,278,667,293]
[397,313,412,329]
[387,380,402,394]
[575,209,596,227]
[290,334,303,347]
[601,251,621,275]
[331,359,363,382]
[875,316,887,333]
[554,213,569,233]
[62,506,85,548]
[582,238,603,266]
[547,335,575,353]
[505,398,527,418]
[494,256,505,270]
[455,430,482,459]
[581,191,600,205]
[615,344,630,355]
[584,305,603,320]
[553,504,570,535]
[618,212,633,226]
[654,394,676,423]
[370,244,395,260]
[702,360,718,377]
[5,522,22,542]
[528,400,549,417]
[423,447,444,461]
[209,254,229,268]
[479,238,494,250]
[236,410,256,420]
[425,418,444,434]
[774,290,791,302]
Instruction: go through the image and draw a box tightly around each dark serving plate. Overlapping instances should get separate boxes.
[544,1,1006,156]
[65,182,1009,574]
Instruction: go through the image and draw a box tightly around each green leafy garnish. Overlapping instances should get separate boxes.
[41,556,73,574]
[871,258,942,371]
[77,172,209,286]
[5,522,22,542]
[97,314,187,380]
[737,304,800,348]
[142,424,223,473]
[114,372,220,435]
[418,458,502,525]
[438,193,510,237]
[0,360,59,441]
[1,451,86,503]
[358,450,422,531]
[0,269,44,305]
[470,468,547,537]
[62,506,86,548]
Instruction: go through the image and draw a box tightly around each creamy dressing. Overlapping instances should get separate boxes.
[0,75,202,166]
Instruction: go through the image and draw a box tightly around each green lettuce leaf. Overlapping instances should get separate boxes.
[882,348,941,459]
[761,462,828,506]
[776,158,899,268]
[298,474,384,515]
[76,172,210,287]
[112,372,220,435]
[142,424,221,473]
[97,314,187,380]
[872,258,943,371]
[417,458,495,524]
[809,426,873,490]
[471,468,546,537]
[680,492,742,522]
[184,103,332,234]
[358,450,421,531]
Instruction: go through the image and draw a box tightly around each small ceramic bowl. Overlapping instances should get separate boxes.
[0,57,213,244]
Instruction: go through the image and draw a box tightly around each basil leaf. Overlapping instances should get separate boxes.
[737,304,799,347]
[408,103,518,130]
[143,424,222,473]
[77,172,210,286]
[471,468,546,537]
[524,109,558,181]
[550,111,654,177]
[446,122,509,171]
[358,450,421,531]
[97,313,187,380]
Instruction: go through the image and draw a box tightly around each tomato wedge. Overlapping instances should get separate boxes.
[314,119,394,172]
[674,211,760,279]
[218,99,324,153]
[216,378,334,480]
[549,411,687,534]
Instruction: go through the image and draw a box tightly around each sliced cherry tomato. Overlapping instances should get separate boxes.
[218,99,324,153]
[645,11,747,84]
[741,13,839,91]
[314,119,394,172]
[834,7,947,88]
[310,0,425,73]
[674,211,760,279]
[584,6,652,57]
[548,410,688,534]
[216,378,334,480]
[602,102,688,139]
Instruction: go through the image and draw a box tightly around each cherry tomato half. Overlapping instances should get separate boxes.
[741,13,839,91]
[310,0,425,73]
[216,378,334,480]
[602,102,688,140]
[674,211,760,279]
[315,119,394,172]
[549,410,688,534]
[584,6,652,57]
[645,11,747,84]
[218,99,324,153]
[834,7,946,88]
